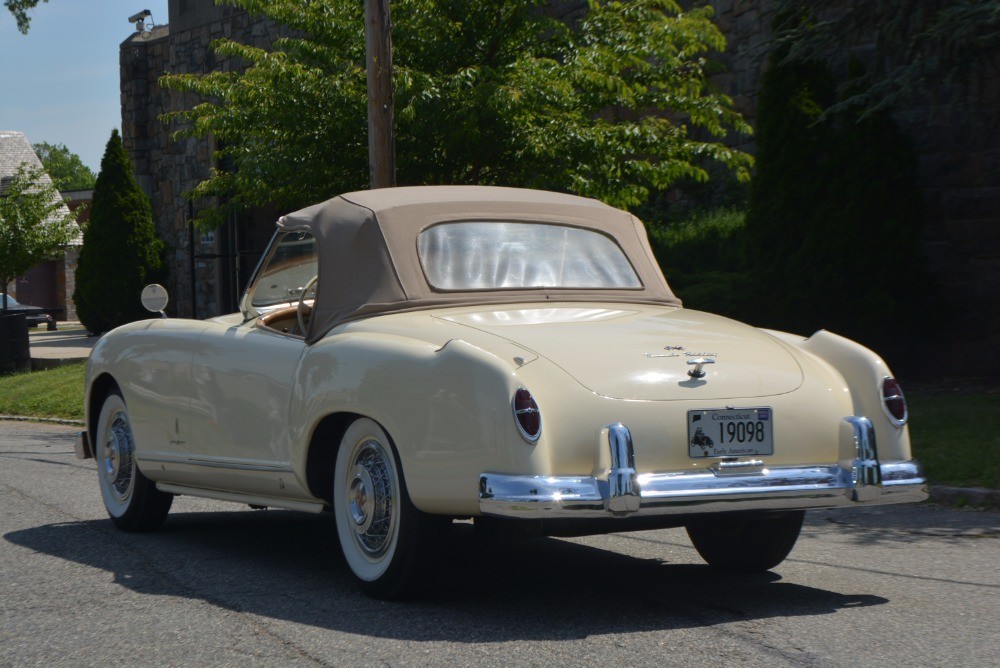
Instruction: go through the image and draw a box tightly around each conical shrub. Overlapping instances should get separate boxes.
[74,130,166,333]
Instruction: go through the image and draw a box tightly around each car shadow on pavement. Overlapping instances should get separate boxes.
[4,509,888,642]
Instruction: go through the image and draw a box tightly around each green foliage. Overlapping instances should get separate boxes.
[3,0,46,33]
[647,208,750,319]
[161,0,752,228]
[73,130,167,334]
[744,54,927,347]
[32,142,96,191]
[0,163,78,309]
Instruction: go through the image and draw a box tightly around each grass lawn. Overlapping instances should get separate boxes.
[907,392,999,489]
[0,361,86,421]
[0,362,996,489]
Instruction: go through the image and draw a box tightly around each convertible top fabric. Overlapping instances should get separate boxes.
[276,186,681,343]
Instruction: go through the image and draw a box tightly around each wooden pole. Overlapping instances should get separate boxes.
[365,0,396,189]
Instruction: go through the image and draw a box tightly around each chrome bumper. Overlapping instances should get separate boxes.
[479,419,928,519]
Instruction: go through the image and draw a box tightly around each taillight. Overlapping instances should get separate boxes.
[512,388,541,443]
[881,377,908,426]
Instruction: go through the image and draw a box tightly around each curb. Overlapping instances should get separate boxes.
[929,486,1000,508]
[0,415,85,426]
[31,358,88,371]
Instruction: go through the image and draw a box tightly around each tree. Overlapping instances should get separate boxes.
[744,53,926,348]
[74,130,167,334]
[3,0,47,34]
[33,142,97,191]
[161,0,752,228]
[0,163,77,312]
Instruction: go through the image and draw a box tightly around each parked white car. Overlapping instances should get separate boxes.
[77,186,926,598]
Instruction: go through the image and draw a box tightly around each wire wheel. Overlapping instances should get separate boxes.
[332,417,449,599]
[102,410,135,506]
[345,438,397,559]
[94,391,172,531]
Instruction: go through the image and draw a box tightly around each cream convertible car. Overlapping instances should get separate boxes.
[77,186,926,598]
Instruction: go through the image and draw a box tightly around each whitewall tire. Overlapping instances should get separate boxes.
[333,417,447,598]
[95,391,172,531]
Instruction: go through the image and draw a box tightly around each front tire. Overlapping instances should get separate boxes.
[95,391,172,531]
[686,511,804,572]
[333,417,447,599]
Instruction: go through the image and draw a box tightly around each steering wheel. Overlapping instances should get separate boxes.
[296,275,319,336]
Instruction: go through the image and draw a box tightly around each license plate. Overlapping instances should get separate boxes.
[688,407,774,458]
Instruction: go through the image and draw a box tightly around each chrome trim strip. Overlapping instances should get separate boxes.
[155,483,325,514]
[479,460,927,519]
[139,455,293,473]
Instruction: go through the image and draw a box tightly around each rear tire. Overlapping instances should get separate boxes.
[95,391,173,531]
[686,511,804,572]
[333,417,448,599]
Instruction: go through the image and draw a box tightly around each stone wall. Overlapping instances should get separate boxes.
[120,3,290,318]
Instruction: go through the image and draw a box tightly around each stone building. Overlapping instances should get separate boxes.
[121,0,998,374]
[120,1,290,318]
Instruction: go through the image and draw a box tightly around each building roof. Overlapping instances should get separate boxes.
[0,131,81,244]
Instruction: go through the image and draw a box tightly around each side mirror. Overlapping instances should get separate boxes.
[140,284,169,318]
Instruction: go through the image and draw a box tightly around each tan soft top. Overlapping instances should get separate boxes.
[277,186,681,343]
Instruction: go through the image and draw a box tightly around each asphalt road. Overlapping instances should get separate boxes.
[2,421,997,668]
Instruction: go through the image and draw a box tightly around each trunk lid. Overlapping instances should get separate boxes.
[435,305,803,401]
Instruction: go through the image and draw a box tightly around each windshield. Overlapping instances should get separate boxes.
[246,230,318,311]
[417,222,642,291]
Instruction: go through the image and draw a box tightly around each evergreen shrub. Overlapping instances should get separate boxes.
[744,54,927,349]
[74,130,167,334]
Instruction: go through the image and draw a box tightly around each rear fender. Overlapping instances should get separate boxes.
[773,329,912,462]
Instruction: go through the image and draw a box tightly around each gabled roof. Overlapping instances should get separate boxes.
[0,131,81,244]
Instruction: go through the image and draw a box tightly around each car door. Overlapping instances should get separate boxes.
[183,318,307,497]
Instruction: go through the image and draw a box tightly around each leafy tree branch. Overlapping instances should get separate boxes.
[161,0,752,228]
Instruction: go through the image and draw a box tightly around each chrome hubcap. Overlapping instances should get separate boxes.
[345,439,395,558]
[348,466,375,533]
[102,412,134,502]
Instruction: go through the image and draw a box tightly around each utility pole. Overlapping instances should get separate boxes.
[365,0,396,188]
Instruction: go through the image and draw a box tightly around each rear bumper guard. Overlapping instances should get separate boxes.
[479,418,927,519]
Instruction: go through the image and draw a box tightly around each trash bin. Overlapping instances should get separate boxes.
[0,312,30,375]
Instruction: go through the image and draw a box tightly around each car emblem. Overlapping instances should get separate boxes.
[645,344,685,358]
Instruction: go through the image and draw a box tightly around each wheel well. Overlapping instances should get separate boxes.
[87,373,120,444]
[306,412,359,504]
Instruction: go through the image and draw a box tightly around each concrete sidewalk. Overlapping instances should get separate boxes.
[28,323,97,369]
